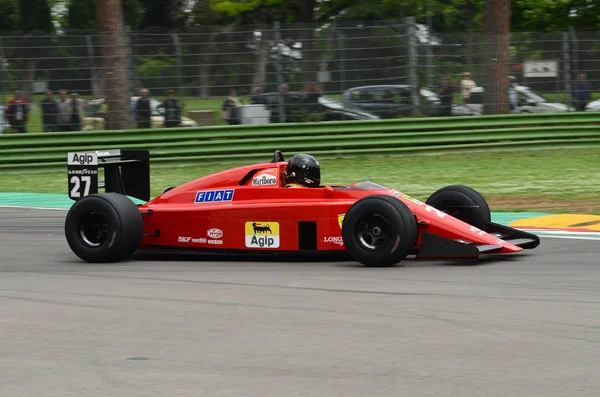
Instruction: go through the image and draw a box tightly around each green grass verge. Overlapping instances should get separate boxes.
[1,148,599,211]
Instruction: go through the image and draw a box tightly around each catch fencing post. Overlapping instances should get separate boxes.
[405,16,420,107]
[562,32,572,110]
[426,0,433,87]
[274,21,285,123]
[0,38,5,104]
[172,33,183,93]
[336,29,346,93]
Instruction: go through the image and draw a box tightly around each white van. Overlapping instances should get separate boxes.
[467,86,573,114]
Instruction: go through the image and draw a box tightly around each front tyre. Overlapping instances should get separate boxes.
[64,193,144,263]
[342,195,418,267]
[425,185,491,229]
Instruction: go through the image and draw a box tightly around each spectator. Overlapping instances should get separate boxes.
[459,72,477,103]
[437,75,455,116]
[221,88,242,125]
[278,83,293,122]
[573,73,591,112]
[156,89,182,128]
[40,90,59,132]
[304,83,322,113]
[56,90,71,131]
[508,77,520,113]
[249,87,266,105]
[68,93,86,131]
[5,90,29,133]
[135,88,152,128]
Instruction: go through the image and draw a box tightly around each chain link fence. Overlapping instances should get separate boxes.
[0,21,599,132]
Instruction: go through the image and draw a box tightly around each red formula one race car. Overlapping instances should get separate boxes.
[64,149,539,266]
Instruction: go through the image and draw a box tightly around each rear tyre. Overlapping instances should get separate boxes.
[64,193,144,263]
[425,185,491,229]
[342,195,418,267]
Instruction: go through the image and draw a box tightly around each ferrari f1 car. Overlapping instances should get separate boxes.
[64,149,539,267]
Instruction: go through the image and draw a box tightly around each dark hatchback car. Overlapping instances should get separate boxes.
[261,92,379,123]
[342,85,415,119]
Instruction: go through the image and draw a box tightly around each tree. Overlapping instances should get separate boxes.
[97,0,131,130]
[482,0,510,114]
[209,0,363,85]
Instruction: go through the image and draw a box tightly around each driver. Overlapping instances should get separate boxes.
[284,154,321,188]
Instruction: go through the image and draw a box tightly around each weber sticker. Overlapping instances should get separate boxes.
[244,221,280,248]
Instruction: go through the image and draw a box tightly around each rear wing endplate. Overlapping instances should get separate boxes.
[67,149,150,202]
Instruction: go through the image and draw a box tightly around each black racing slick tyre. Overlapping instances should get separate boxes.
[342,195,418,267]
[425,185,491,230]
[64,193,144,263]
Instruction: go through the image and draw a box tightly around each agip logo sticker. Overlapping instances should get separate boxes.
[245,222,280,248]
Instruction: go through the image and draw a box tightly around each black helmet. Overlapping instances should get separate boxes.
[287,154,320,187]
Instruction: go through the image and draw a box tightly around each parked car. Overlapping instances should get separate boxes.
[130,96,198,128]
[342,85,414,118]
[585,99,600,111]
[83,97,198,131]
[467,86,573,114]
[419,88,477,117]
[262,92,379,122]
[0,105,8,133]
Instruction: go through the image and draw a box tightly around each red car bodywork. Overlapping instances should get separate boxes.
[136,160,522,255]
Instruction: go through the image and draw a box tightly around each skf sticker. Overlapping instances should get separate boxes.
[245,222,280,248]
[194,189,235,203]
[338,214,345,229]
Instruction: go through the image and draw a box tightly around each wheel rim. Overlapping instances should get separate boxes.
[354,214,392,251]
[78,212,108,247]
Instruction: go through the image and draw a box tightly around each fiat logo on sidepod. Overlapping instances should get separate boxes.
[207,228,223,239]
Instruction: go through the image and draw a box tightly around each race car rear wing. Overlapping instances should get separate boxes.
[67,149,150,202]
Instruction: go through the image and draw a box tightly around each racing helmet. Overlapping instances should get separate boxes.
[286,154,320,187]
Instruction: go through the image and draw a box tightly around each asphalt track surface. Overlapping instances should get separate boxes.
[1,207,599,397]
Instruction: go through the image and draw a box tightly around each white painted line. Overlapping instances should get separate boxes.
[537,235,600,241]
[518,229,600,236]
[0,205,69,211]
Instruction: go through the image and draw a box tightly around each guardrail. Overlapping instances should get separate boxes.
[1,112,599,171]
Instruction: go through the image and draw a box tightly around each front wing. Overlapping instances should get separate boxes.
[415,221,540,259]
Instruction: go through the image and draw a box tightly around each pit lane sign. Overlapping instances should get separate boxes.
[523,60,558,78]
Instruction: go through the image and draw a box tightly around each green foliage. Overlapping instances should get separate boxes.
[66,0,142,31]
[140,0,187,29]
[513,0,599,31]
[209,0,267,16]
[18,0,53,33]
[67,0,95,30]
[0,0,19,31]
[138,53,179,88]
[188,0,235,26]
